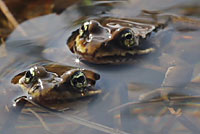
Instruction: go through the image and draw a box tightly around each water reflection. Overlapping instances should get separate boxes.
[1,0,200,134]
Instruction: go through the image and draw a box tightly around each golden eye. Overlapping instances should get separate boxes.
[79,21,90,38]
[121,29,135,48]
[70,71,87,89]
[24,68,35,84]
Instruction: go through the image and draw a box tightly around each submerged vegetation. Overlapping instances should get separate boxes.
[1,0,200,134]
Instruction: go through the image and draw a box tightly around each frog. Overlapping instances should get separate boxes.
[67,17,165,64]
[66,15,200,103]
[3,63,133,134]
[11,63,101,110]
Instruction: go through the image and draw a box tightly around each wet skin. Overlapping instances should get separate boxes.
[67,15,200,101]
[11,64,101,107]
[67,17,165,64]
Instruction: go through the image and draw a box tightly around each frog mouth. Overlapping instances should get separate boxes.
[81,47,155,64]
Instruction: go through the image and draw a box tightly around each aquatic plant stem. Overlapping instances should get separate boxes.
[22,97,130,134]
[0,0,27,36]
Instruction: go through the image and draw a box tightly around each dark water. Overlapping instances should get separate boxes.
[1,0,200,134]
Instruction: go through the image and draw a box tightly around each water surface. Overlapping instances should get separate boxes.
[1,0,200,134]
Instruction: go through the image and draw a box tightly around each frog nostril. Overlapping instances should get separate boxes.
[88,20,104,34]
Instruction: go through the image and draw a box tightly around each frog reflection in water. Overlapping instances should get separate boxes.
[67,16,200,101]
[11,64,101,109]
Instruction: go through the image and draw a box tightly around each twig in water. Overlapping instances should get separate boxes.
[109,95,200,112]
[27,108,51,133]
[0,0,27,36]
[21,97,131,134]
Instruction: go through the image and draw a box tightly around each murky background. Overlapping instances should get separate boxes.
[1,0,200,134]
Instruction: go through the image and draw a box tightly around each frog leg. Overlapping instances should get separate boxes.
[1,96,56,134]
[1,96,27,134]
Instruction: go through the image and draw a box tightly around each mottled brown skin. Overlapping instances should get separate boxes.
[11,64,101,107]
[67,16,200,103]
[67,17,164,64]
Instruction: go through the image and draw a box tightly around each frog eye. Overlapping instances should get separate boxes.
[24,68,35,84]
[121,29,136,48]
[79,21,90,38]
[70,71,87,90]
